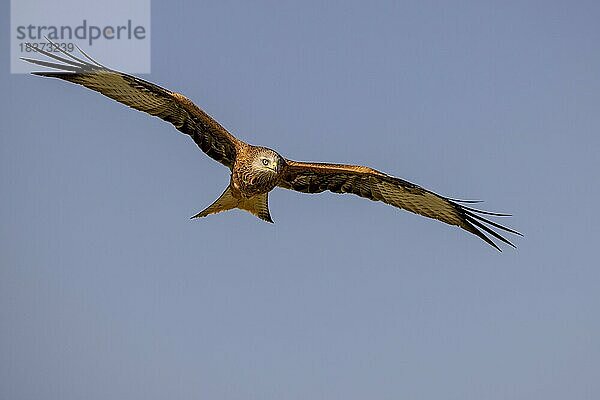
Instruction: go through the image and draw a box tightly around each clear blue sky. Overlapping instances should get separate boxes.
[2,1,599,399]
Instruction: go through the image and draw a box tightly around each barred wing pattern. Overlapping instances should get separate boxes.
[21,43,240,168]
[279,161,521,250]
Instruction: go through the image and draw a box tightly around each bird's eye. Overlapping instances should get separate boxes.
[262,159,270,166]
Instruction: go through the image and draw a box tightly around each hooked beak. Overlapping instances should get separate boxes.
[270,160,280,173]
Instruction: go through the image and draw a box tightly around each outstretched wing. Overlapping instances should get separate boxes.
[21,41,241,168]
[279,160,521,250]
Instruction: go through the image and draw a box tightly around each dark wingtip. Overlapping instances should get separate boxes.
[448,197,483,204]
[447,198,521,251]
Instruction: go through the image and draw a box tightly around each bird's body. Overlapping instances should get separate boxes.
[22,41,521,250]
[194,145,284,223]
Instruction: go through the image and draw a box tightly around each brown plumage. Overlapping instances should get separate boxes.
[22,41,521,250]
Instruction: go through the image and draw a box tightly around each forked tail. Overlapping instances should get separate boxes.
[191,187,273,223]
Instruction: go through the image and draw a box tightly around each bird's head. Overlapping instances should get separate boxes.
[253,148,285,175]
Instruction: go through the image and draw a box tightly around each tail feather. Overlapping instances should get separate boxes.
[191,187,273,223]
[191,187,238,219]
[238,193,273,223]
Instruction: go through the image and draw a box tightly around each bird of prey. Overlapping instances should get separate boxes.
[22,42,521,250]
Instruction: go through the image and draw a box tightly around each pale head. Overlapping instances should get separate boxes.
[252,147,285,175]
